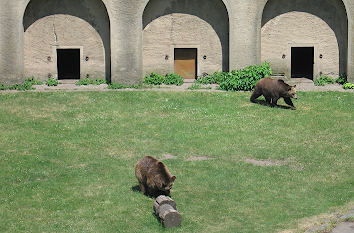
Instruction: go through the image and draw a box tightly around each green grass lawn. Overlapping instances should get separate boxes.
[0,91,353,232]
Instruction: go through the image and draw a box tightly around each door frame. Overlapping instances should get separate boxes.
[287,43,318,79]
[52,46,83,80]
[171,44,200,78]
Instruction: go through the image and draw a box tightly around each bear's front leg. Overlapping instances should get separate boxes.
[139,183,146,195]
[272,97,280,107]
[284,97,296,110]
[265,96,272,106]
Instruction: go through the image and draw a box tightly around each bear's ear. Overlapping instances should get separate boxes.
[157,162,165,169]
[293,85,296,88]
[171,176,176,181]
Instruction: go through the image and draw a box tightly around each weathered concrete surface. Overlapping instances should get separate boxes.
[0,1,25,85]
[23,0,110,81]
[0,0,353,84]
[261,0,347,78]
[259,0,354,82]
[143,0,228,76]
[330,222,354,233]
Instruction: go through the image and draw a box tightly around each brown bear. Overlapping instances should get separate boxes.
[135,156,176,197]
[250,78,297,109]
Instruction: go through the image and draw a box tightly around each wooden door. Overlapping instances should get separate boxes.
[174,48,197,79]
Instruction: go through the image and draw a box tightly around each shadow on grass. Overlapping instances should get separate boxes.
[251,99,294,110]
[131,185,170,199]
[131,185,140,193]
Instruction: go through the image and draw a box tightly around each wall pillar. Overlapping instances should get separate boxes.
[0,1,24,85]
[109,0,142,84]
[229,1,260,70]
[347,0,354,82]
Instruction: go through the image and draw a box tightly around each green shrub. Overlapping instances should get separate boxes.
[164,73,184,86]
[335,74,347,85]
[108,83,130,89]
[46,78,59,86]
[0,84,7,90]
[187,84,212,90]
[76,78,106,86]
[25,77,43,86]
[143,72,185,86]
[314,75,335,86]
[343,82,354,89]
[196,71,229,85]
[219,62,273,91]
[0,77,42,91]
[143,72,164,85]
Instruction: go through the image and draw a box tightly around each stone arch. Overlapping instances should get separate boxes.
[23,0,111,82]
[142,0,230,77]
[260,0,348,79]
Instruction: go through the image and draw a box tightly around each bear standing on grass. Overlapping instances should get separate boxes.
[250,78,297,109]
[135,156,176,197]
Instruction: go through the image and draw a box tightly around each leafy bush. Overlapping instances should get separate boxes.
[335,74,347,85]
[314,75,335,86]
[196,71,229,85]
[219,62,273,91]
[0,77,43,91]
[187,84,212,90]
[143,73,185,86]
[164,73,184,86]
[46,78,59,86]
[0,84,7,90]
[76,78,106,86]
[25,77,43,86]
[143,72,164,85]
[343,82,354,89]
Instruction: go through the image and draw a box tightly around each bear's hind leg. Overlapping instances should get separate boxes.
[284,97,296,109]
[250,90,262,103]
[265,96,272,106]
[272,96,280,107]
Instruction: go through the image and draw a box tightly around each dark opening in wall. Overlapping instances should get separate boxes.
[174,48,197,79]
[291,47,314,80]
[57,49,80,80]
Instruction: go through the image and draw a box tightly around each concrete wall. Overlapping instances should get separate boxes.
[23,0,110,81]
[0,0,352,84]
[261,0,347,78]
[142,0,229,76]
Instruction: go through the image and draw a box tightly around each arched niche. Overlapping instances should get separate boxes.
[261,0,348,79]
[142,0,229,78]
[23,0,111,81]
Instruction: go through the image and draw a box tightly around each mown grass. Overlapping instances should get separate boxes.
[0,91,353,233]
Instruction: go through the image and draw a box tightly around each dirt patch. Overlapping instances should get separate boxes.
[186,156,215,161]
[245,158,288,167]
[161,154,177,160]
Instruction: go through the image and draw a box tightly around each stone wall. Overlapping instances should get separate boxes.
[0,0,352,84]
[143,0,229,76]
[261,0,347,78]
[23,0,110,81]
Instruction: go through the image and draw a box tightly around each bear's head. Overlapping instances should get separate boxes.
[287,85,297,99]
[161,175,176,192]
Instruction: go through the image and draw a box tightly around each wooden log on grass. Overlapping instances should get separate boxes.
[158,204,182,227]
[153,195,182,227]
[153,195,177,214]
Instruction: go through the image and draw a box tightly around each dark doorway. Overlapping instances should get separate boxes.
[57,49,80,80]
[174,48,197,79]
[291,47,314,79]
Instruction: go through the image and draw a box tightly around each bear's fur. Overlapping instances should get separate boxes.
[135,156,176,197]
[250,78,297,109]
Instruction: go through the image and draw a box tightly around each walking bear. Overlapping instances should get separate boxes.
[250,78,297,109]
[135,156,176,197]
